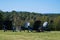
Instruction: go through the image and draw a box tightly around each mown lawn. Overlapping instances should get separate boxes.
[0,30,60,40]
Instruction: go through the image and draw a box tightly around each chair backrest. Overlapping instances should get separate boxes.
[33,20,41,30]
[43,21,48,27]
[24,22,30,28]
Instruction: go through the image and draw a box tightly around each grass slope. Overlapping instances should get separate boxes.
[0,30,60,40]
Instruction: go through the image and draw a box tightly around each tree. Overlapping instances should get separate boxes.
[0,11,4,29]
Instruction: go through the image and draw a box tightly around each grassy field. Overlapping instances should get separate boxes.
[0,30,60,40]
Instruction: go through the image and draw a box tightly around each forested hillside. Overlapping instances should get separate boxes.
[0,10,60,31]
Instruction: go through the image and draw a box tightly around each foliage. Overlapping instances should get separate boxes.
[0,10,60,30]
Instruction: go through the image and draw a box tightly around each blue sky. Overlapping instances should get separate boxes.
[0,0,60,13]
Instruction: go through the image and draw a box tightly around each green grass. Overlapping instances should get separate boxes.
[0,30,60,40]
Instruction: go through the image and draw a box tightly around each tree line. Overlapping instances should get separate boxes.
[0,10,60,31]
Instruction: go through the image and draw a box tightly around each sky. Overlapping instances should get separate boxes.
[0,0,60,13]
